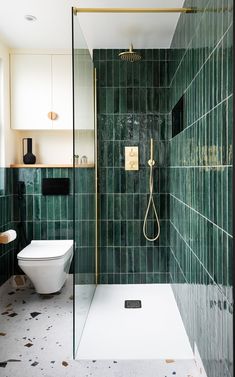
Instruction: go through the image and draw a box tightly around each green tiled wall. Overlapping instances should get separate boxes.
[94,49,172,283]
[12,167,96,281]
[74,168,96,284]
[169,1,233,376]
[0,168,16,285]
[13,168,74,242]
[0,164,96,286]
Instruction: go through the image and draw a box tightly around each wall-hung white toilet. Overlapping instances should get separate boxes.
[17,240,73,294]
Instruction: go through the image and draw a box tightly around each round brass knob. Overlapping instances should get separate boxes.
[48,111,57,120]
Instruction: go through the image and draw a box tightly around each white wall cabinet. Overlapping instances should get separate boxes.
[51,55,72,130]
[10,53,72,130]
[74,51,94,130]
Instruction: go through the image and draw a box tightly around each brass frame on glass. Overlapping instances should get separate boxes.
[94,68,98,285]
[73,7,195,14]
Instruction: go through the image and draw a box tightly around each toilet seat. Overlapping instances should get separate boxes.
[17,240,73,261]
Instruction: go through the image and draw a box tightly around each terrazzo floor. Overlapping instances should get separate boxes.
[0,275,199,377]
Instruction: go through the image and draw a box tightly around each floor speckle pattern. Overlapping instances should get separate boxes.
[0,276,199,377]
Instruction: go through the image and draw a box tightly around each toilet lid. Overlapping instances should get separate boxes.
[17,240,73,260]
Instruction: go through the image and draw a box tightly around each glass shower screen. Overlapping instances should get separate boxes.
[72,9,96,358]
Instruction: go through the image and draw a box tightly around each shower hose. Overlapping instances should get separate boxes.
[143,163,160,241]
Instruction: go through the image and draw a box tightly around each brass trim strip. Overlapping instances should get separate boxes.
[73,7,195,14]
[94,68,98,286]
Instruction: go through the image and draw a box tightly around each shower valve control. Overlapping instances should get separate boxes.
[125,146,139,171]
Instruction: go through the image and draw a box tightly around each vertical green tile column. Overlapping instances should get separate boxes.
[94,49,173,284]
[0,168,16,285]
[74,167,96,284]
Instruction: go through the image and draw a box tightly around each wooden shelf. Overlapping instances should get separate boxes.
[10,164,95,168]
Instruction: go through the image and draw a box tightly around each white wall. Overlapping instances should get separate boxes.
[14,130,94,164]
[0,39,16,167]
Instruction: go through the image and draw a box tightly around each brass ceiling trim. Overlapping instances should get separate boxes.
[73,7,196,15]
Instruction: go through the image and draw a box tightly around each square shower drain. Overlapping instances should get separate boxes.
[124,300,142,309]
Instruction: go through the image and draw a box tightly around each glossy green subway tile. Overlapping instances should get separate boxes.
[126,62,133,88]
[126,221,133,246]
[127,88,134,113]
[138,248,146,273]
[139,62,147,87]
[113,61,119,87]
[106,49,113,61]
[40,221,47,239]
[106,87,114,113]
[120,273,128,284]
[227,166,232,235]
[132,62,140,88]
[227,96,233,165]
[133,248,140,273]
[113,221,121,246]
[120,247,127,273]
[126,247,134,272]
[119,61,127,87]
[138,88,147,113]
[99,49,107,61]
[54,221,61,240]
[107,61,114,87]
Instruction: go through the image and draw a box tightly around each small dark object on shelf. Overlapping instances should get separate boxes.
[22,138,36,164]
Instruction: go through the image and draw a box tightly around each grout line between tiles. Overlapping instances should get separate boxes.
[170,193,232,238]
[169,247,188,283]
[170,220,232,305]
[169,0,230,89]
[169,0,211,86]
[180,23,232,98]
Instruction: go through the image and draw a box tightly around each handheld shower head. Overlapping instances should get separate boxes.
[148,138,155,166]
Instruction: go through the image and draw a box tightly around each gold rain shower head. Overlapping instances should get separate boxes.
[118,44,142,62]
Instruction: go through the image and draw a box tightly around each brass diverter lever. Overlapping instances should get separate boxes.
[125,146,139,171]
[129,148,135,157]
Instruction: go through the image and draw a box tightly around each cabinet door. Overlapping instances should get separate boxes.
[51,55,72,130]
[10,54,52,129]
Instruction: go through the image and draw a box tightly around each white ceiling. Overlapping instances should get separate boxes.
[0,0,184,50]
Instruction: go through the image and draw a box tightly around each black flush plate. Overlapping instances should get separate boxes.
[42,178,69,195]
[124,300,142,309]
